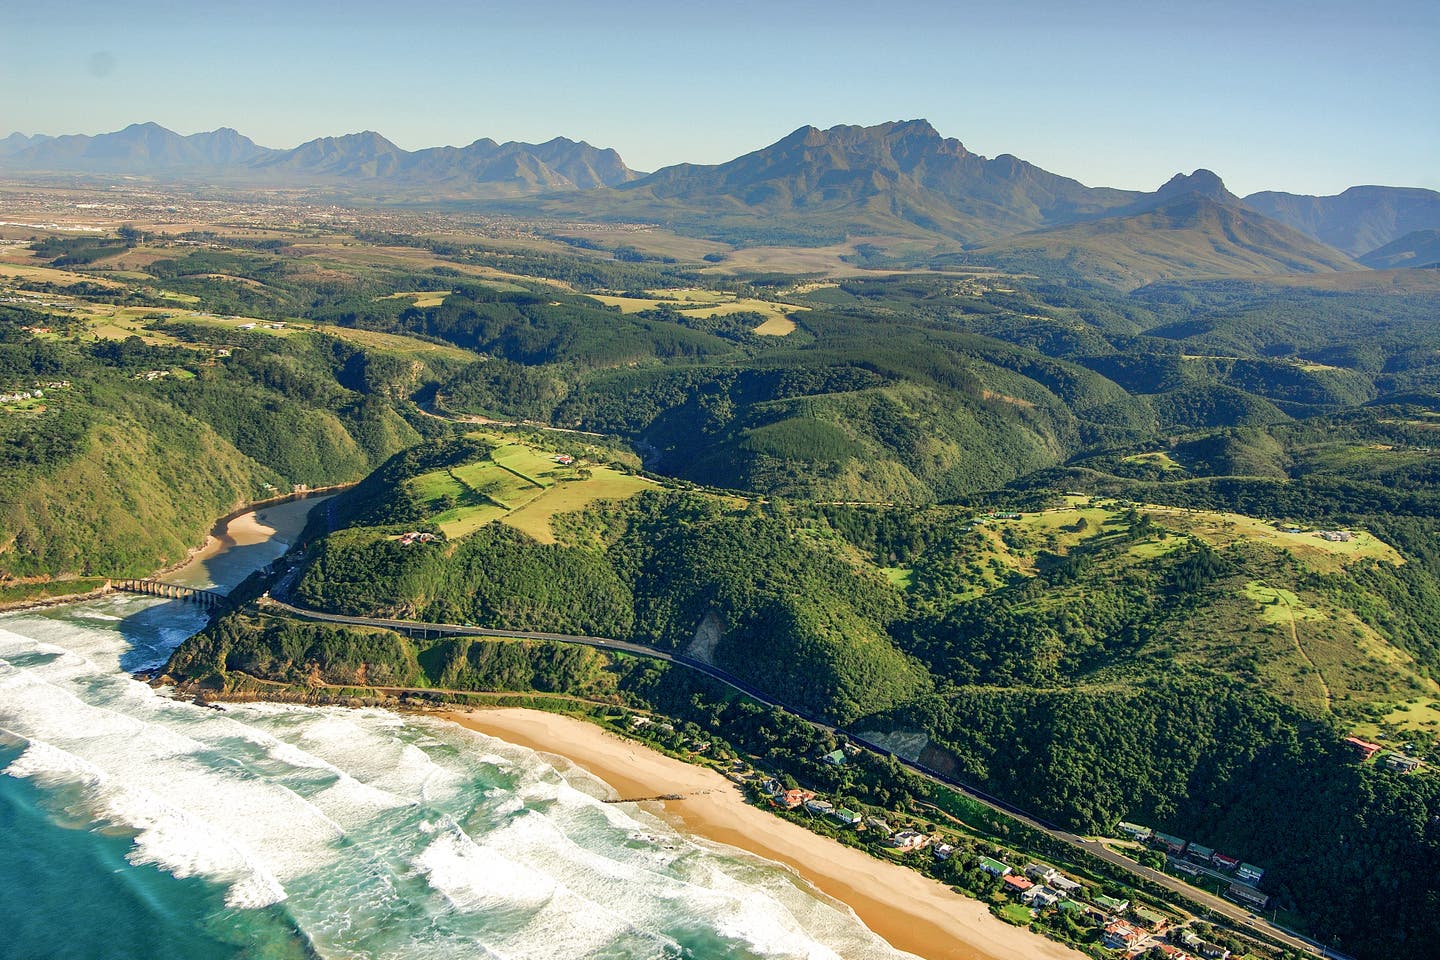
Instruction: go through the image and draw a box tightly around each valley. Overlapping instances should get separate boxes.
[0,159,1437,960]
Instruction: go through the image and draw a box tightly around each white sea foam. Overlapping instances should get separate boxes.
[1,598,923,960]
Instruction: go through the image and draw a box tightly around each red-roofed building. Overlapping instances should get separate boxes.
[1103,921,1145,951]
[1003,874,1035,895]
[778,789,814,809]
[1212,852,1240,871]
[1344,736,1382,761]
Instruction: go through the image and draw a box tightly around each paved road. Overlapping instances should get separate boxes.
[257,593,1344,959]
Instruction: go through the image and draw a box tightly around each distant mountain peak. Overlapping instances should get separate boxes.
[1157,169,1233,201]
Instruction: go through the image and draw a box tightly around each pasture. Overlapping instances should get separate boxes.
[409,436,652,543]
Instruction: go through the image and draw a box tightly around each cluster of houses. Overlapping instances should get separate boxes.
[1117,822,1269,912]
[974,852,1246,957]
[0,387,43,403]
[1343,736,1424,771]
[753,774,1258,959]
[397,531,439,546]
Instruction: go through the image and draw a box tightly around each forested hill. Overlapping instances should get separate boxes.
[195,405,1440,960]
[8,212,1432,957]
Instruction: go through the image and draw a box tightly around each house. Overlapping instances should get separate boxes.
[1318,530,1353,542]
[1170,858,1200,877]
[1236,863,1264,884]
[1023,886,1062,909]
[1344,736,1383,761]
[1103,921,1144,951]
[1024,862,1057,883]
[1002,874,1034,895]
[1211,852,1240,871]
[236,323,257,330]
[1094,894,1130,914]
[932,842,955,860]
[821,749,847,766]
[863,816,892,836]
[554,454,575,465]
[1156,945,1192,960]
[760,778,783,797]
[804,798,833,815]
[1385,753,1422,773]
[1048,874,1082,895]
[1117,821,1152,841]
[1226,883,1269,910]
[1175,930,1203,950]
[1197,943,1230,960]
[1152,832,1187,854]
[779,788,813,809]
[887,829,930,852]
[827,807,862,827]
[977,856,1011,877]
[1132,905,1168,930]
[1185,843,1214,863]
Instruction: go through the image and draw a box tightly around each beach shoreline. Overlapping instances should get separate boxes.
[446,706,1085,960]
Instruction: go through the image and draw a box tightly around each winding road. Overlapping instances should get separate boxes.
[254,589,1346,959]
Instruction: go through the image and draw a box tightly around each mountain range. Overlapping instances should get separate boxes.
[0,122,639,197]
[3,119,1437,283]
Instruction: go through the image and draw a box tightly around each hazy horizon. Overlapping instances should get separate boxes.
[4,0,1437,197]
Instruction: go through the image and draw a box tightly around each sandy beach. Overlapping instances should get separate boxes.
[447,707,1084,960]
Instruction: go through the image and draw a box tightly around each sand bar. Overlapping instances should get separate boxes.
[447,707,1084,960]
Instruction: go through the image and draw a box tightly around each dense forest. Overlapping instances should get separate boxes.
[8,224,1440,958]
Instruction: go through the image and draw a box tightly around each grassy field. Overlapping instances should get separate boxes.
[1244,581,1325,624]
[0,260,126,287]
[410,435,652,543]
[1121,451,1185,472]
[587,288,805,335]
[1354,697,1440,739]
[379,290,450,308]
[880,566,914,590]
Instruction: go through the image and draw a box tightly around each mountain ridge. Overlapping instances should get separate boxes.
[0,121,640,196]
[5,119,1438,282]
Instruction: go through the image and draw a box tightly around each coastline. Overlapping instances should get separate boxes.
[447,706,1085,960]
[0,485,351,614]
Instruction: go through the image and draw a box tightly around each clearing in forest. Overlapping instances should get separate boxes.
[408,436,652,543]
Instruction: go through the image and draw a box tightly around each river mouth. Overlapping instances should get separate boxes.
[167,496,332,595]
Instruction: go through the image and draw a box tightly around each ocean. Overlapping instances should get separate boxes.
[0,505,915,960]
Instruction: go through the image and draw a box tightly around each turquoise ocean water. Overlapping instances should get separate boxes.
[0,505,914,960]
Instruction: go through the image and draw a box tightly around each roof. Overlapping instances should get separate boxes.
[978,856,1011,874]
[1003,875,1035,890]
[1094,894,1129,911]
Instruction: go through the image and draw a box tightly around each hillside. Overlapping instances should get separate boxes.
[1244,185,1440,256]
[950,194,1361,289]
[176,410,1440,960]
[1358,229,1440,270]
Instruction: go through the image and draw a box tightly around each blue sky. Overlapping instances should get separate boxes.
[4,0,1436,196]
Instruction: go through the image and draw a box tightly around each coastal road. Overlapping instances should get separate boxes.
[255,594,1341,959]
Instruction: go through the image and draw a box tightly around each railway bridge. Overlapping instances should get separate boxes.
[111,579,228,610]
